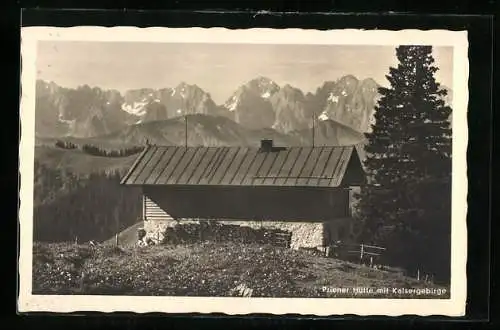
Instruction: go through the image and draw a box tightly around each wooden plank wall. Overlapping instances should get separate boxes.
[144,195,175,221]
[143,186,351,221]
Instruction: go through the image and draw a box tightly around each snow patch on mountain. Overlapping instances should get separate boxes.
[121,99,148,116]
[177,84,188,99]
[261,91,271,98]
[225,97,239,111]
[327,93,339,103]
[318,111,330,121]
[58,113,76,126]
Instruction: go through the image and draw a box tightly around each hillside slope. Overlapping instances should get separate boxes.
[33,241,450,297]
[33,162,142,242]
[34,145,137,174]
[104,222,144,246]
[39,114,366,149]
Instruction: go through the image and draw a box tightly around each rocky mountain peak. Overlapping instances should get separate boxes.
[270,84,310,134]
[314,75,380,133]
[280,84,303,96]
[244,76,280,98]
[222,77,280,129]
[173,82,200,96]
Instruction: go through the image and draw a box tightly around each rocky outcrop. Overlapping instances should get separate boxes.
[270,85,312,133]
[36,80,134,138]
[224,75,381,134]
[223,77,280,130]
[35,80,225,138]
[316,76,379,133]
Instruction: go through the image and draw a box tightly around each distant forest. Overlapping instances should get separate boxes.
[54,140,144,157]
[34,160,142,243]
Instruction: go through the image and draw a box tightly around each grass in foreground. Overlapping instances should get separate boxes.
[32,241,450,298]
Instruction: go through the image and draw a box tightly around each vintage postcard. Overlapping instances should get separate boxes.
[18,26,468,316]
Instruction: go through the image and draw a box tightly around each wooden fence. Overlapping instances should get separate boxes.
[349,243,386,267]
[327,242,386,267]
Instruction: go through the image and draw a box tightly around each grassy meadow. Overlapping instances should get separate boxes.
[33,241,449,298]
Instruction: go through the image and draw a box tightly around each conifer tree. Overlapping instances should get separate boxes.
[357,45,452,281]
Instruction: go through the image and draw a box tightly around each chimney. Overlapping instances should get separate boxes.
[260,139,273,152]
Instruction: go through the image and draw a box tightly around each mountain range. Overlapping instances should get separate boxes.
[34,75,452,147]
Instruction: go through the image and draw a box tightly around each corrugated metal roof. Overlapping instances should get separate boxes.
[121,145,360,187]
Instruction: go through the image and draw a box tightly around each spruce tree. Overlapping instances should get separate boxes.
[357,45,452,281]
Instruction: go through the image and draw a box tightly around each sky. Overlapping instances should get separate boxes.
[36,41,454,104]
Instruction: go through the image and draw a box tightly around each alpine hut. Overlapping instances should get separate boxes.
[120,139,366,250]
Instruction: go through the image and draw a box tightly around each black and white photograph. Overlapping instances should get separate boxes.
[18,27,468,316]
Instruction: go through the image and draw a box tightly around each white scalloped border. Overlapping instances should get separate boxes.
[18,27,469,316]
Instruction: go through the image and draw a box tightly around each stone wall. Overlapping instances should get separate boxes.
[143,219,199,244]
[143,219,293,247]
[143,218,333,249]
[222,221,325,250]
[143,218,356,249]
